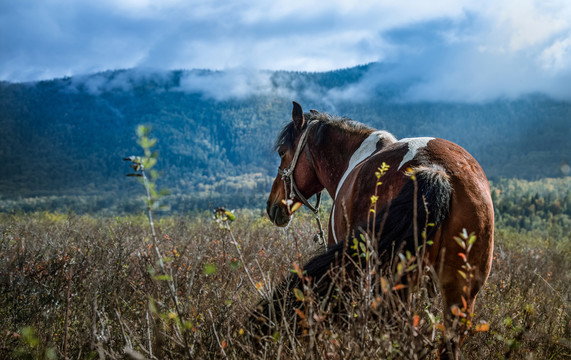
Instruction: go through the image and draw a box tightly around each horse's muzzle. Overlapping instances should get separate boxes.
[267,203,291,227]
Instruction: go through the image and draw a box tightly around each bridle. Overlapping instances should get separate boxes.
[277,121,325,247]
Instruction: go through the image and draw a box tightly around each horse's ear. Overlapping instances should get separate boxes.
[292,101,305,133]
[310,109,319,115]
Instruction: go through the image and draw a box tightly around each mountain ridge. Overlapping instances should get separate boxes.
[0,65,569,211]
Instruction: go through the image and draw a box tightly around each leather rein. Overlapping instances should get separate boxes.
[277,121,325,246]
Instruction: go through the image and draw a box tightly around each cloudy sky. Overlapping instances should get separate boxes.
[1,0,570,101]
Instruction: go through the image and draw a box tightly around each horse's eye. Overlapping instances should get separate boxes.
[278,150,286,158]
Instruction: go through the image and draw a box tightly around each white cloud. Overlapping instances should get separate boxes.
[176,69,293,100]
[1,0,570,101]
[477,0,570,51]
[540,36,571,72]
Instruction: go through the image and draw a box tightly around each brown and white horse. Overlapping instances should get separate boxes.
[264,102,494,358]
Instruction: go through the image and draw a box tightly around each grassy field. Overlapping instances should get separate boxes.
[0,204,569,359]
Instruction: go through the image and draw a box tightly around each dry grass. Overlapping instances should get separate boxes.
[0,210,569,359]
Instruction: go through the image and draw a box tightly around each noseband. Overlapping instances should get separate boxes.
[278,121,325,246]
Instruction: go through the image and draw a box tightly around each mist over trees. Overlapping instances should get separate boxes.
[0,65,569,211]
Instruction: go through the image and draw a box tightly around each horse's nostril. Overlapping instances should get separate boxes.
[268,204,279,222]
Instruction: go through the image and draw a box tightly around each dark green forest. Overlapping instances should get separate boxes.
[0,65,570,212]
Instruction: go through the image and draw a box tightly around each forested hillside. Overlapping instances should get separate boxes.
[0,65,569,211]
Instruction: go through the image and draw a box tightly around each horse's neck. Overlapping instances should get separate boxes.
[313,129,378,197]
[314,128,397,199]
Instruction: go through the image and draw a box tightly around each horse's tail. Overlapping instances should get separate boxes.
[374,164,452,264]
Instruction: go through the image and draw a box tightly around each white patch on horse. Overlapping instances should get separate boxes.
[335,131,395,199]
[331,130,396,244]
[397,137,434,170]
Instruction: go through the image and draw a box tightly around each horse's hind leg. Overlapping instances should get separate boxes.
[435,183,494,359]
[438,262,479,359]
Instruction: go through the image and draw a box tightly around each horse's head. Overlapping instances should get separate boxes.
[267,102,324,226]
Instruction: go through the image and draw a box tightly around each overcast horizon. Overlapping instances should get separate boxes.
[1,0,571,101]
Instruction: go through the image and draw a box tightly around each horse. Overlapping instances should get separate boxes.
[262,101,494,359]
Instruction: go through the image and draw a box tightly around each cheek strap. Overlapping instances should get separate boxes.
[277,121,325,247]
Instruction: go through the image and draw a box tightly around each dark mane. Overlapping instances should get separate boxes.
[274,111,375,150]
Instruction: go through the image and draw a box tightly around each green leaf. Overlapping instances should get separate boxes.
[153,274,172,281]
[183,320,193,329]
[467,233,477,252]
[22,327,39,347]
[407,264,418,272]
[203,263,217,275]
[143,157,157,170]
[139,137,157,149]
[454,236,466,250]
[136,125,149,138]
[293,288,305,301]
[224,210,236,221]
[351,239,358,250]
